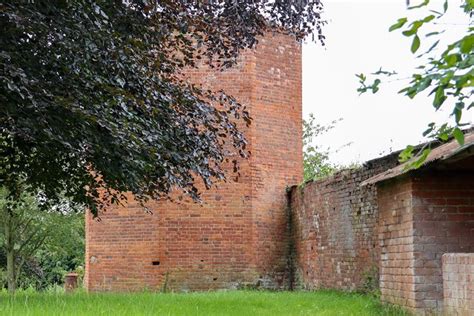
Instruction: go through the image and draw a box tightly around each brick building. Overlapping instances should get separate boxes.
[366,132,474,314]
[290,133,474,315]
[85,33,303,292]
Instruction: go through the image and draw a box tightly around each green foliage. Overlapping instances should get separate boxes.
[389,18,408,32]
[0,187,84,292]
[0,290,409,315]
[15,216,84,291]
[360,266,380,298]
[303,114,344,182]
[357,74,382,94]
[357,0,473,167]
[0,1,325,215]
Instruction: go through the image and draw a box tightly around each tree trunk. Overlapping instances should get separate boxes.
[4,210,16,293]
[6,249,16,293]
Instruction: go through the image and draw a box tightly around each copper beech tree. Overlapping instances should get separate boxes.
[1,1,325,215]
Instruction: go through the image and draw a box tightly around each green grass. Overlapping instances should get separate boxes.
[0,290,408,316]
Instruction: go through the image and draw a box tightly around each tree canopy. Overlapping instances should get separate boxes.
[0,1,325,215]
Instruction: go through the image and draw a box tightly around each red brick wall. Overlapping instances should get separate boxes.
[251,35,303,287]
[289,155,399,290]
[378,168,474,314]
[411,170,474,313]
[85,33,302,291]
[443,253,474,315]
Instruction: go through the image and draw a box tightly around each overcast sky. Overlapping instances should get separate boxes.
[302,0,473,165]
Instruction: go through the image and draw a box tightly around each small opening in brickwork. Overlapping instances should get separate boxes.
[152,261,160,266]
[213,277,218,281]
[356,208,362,216]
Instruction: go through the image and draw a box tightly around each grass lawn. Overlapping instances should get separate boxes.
[0,290,408,316]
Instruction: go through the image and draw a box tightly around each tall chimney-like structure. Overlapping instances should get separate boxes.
[85,32,303,291]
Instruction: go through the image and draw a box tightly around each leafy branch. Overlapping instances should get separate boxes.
[356,0,473,166]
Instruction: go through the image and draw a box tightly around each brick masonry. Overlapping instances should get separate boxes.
[291,150,474,315]
[85,33,303,291]
[411,170,474,313]
[443,253,474,316]
[289,154,399,290]
[378,176,417,310]
[378,165,474,314]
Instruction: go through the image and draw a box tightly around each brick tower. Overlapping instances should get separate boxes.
[85,33,303,291]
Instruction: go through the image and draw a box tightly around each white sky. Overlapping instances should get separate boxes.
[302,0,473,165]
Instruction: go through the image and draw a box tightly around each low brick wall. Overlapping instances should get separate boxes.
[289,154,398,290]
[443,253,474,315]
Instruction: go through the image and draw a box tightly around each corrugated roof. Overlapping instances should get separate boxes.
[361,132,474,186]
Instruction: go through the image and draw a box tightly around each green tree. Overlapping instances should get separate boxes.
[357,0,473,166]
[0,187,82,293]
[303,114,341,181]
[17,214,84,291]
[0,1,325,216]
